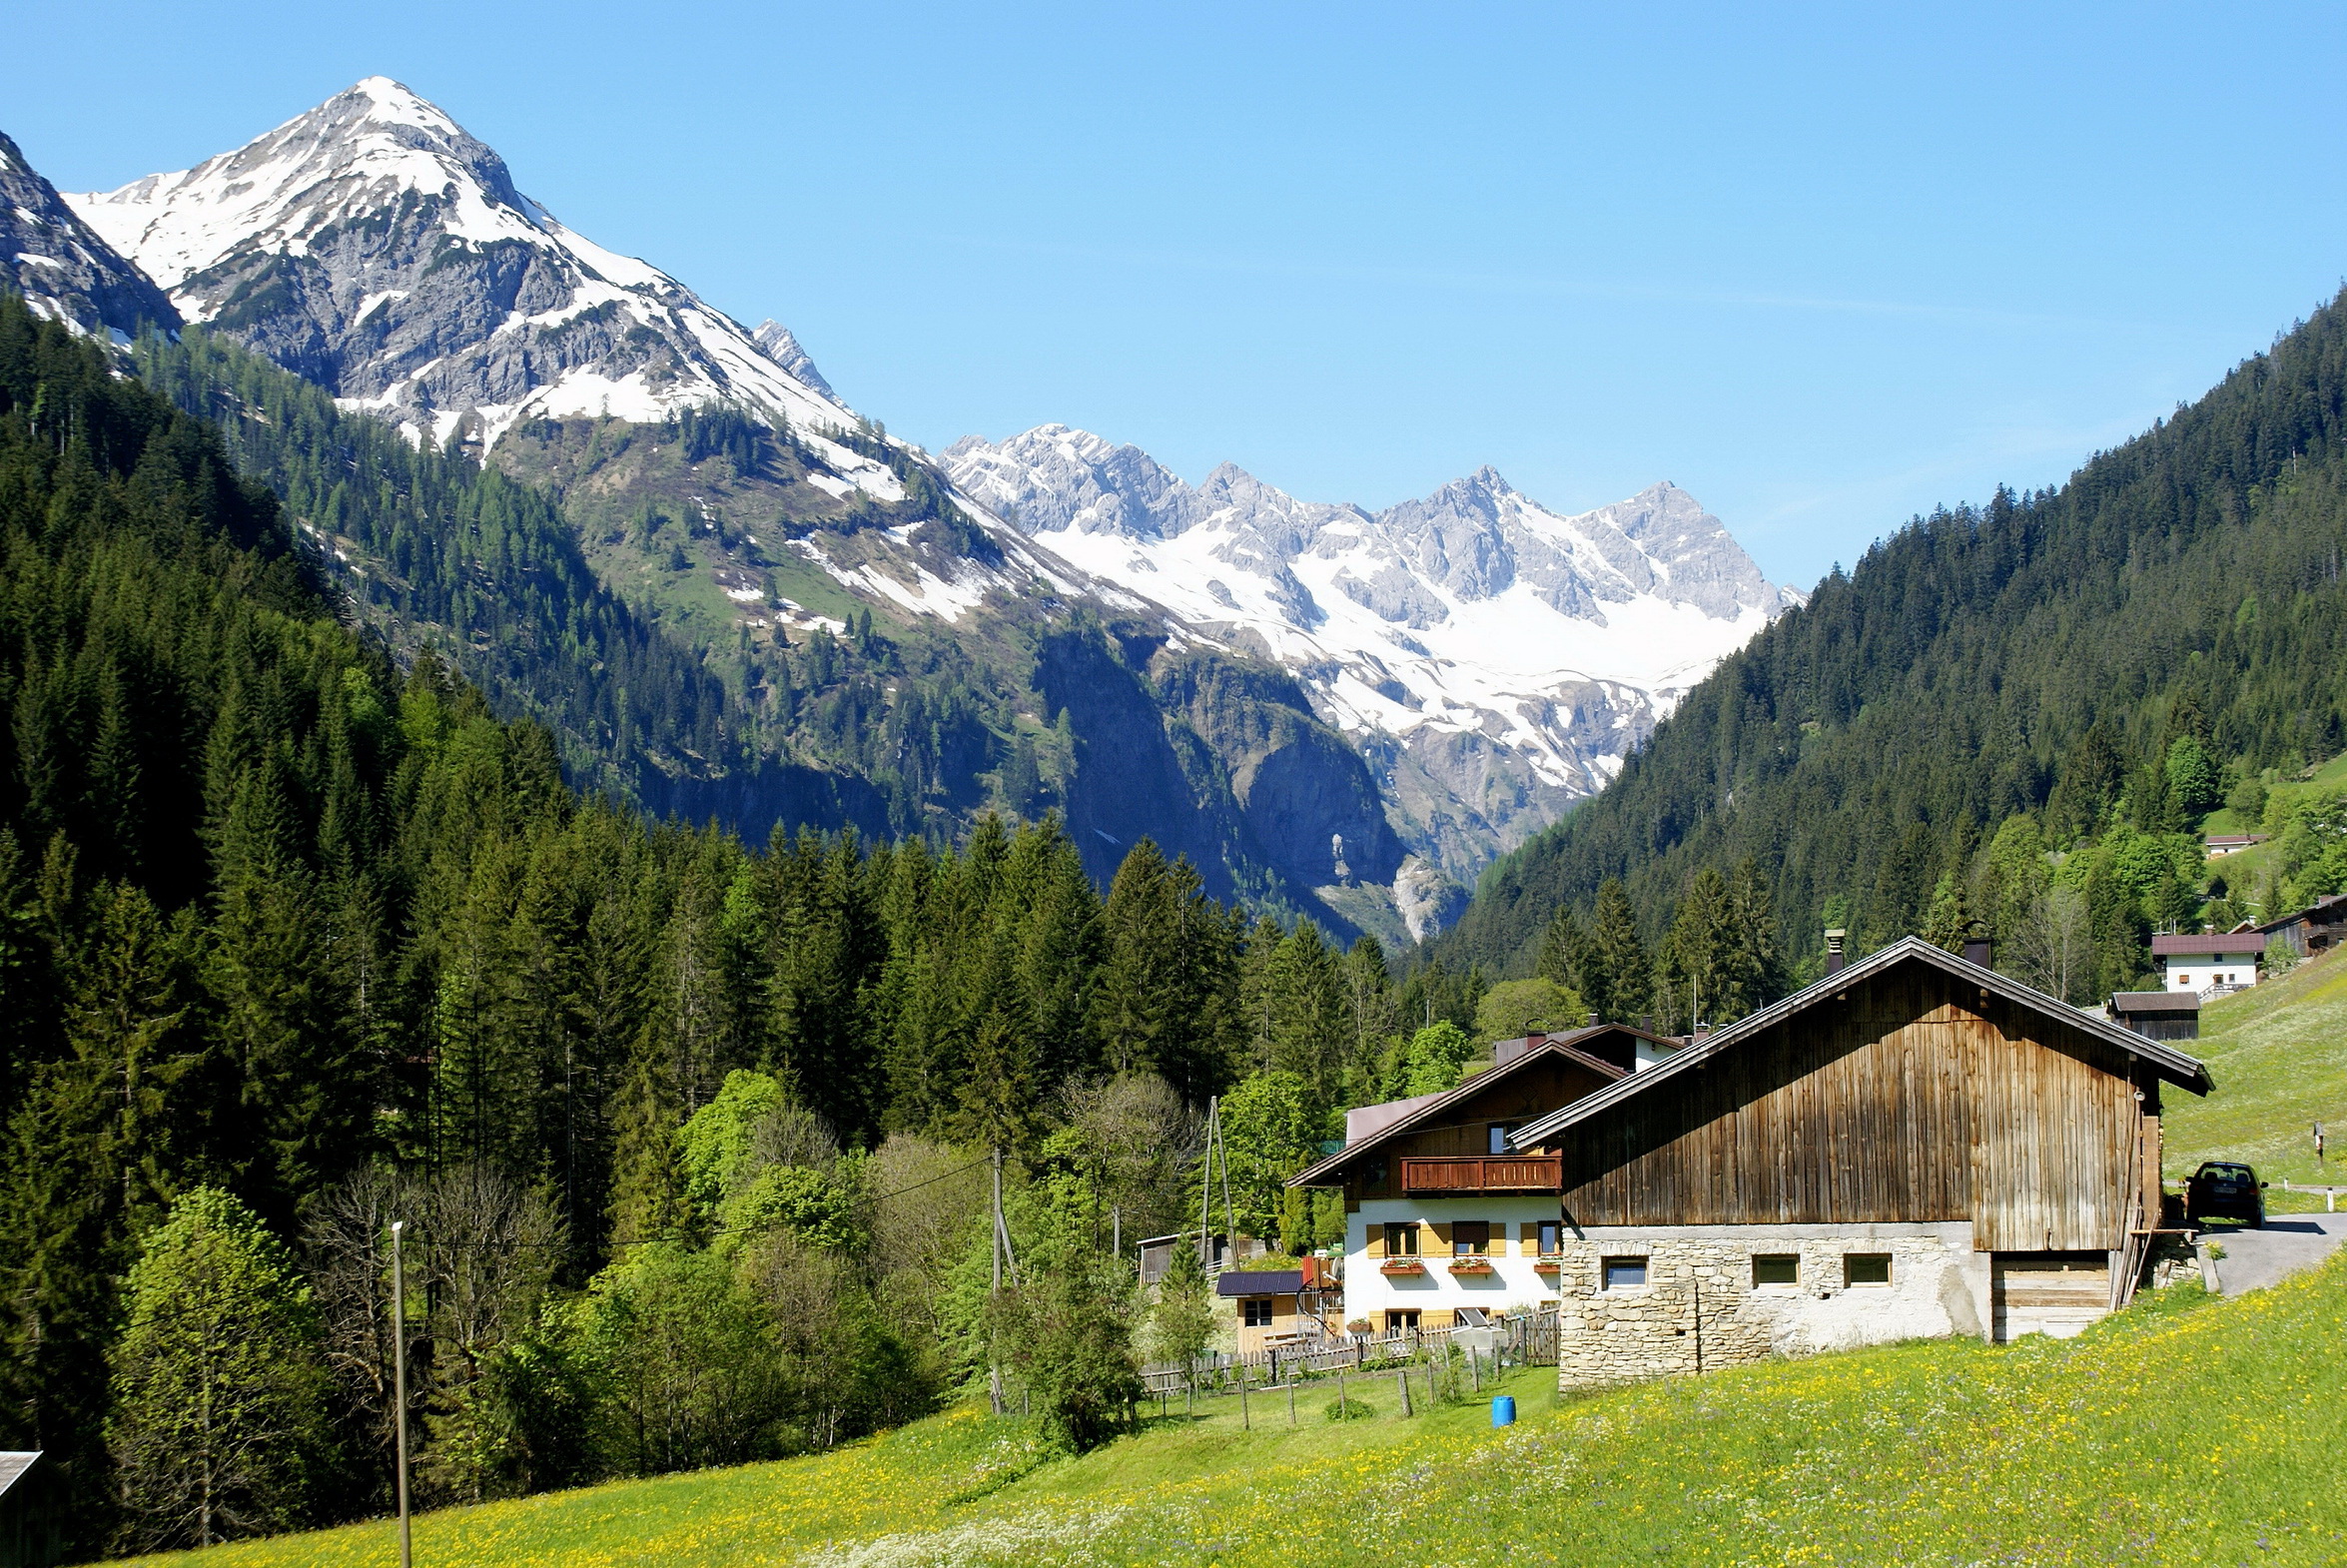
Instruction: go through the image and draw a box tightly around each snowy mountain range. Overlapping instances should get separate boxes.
[2,76,1801,937]
[945,426,1801,877]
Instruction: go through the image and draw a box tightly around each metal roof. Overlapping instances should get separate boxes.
[1510,936,2213,1152]
[2151,934,2264,957]
[2108,991,2200,1015]
[1286,1028,1632,1188]
[0,1451,38,1501]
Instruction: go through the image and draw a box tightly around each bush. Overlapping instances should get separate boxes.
[1324,1397,1374,1421]
[995,1257,1142,1453]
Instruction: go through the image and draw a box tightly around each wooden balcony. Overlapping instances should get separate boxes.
[1398,1156,1564,1194]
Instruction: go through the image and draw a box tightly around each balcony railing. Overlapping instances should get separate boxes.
[1398,1156,1564,1193]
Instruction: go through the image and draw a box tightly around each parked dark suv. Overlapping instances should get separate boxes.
[2185,1161,2266,1227]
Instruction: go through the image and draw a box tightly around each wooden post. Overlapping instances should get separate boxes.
[1396,1368,1413,1417]
[1336,1364,1347,1417]
[391,1220,411,1568]
[1469,1345,1480,1394]
[1240,1370,1249,1430]
[1286,1375,1296,1426]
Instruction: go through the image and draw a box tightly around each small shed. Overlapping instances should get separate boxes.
[0,1451,50,1568]
[2108,991,2199,1041]
[1215,1268,1311,1351]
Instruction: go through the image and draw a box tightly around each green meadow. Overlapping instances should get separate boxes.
[123,1249,2347,1568]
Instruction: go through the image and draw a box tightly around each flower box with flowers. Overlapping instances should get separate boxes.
[1532,1254,1566,1273]
[1446,1255,1497,1276]
[1379,1256,1427,1275]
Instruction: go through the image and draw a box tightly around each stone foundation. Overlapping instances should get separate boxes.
[1550,1223,1990,1389]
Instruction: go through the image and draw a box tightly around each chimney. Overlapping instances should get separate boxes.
[1825,928,1847,976]
[1962,937,1992,970]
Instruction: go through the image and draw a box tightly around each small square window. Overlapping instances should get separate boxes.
[1487,1123,1516,1155]
[1241,1298,1274,1327]
[1383,1222,1418,1256]
[1537,1219,1563,1254]
[1385,1309,1420,1331]
[1452,1220,1491,1257]
[1752,1253,1799,1286]
[1845,1253,1892,1286]
[1602,1255,1648,1289]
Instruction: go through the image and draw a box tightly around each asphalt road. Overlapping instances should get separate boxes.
[2207,1211,2347,1296]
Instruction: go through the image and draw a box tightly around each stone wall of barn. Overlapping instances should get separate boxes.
[1549,1221,1993,1389]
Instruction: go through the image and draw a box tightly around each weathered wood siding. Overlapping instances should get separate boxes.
[1557,964,2145,1250]
[1350,1055,1615,1202]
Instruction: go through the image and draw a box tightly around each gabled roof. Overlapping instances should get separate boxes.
[1286,1028,1631,1188]
[2109,991,2199,1015]
[1510,936,2213,1152]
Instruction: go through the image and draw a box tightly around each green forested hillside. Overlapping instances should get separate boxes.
[1438,289,2347,995]
[134,329,1401,939]
[0,295,1433,1562]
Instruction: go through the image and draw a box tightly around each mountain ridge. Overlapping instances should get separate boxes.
[944,422,1801,881]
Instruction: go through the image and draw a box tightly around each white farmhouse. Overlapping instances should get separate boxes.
[2150,932,2262,994]
[1287,1026,1684,1332]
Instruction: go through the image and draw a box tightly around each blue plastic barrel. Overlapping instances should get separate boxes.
[1491,1395,1516,1427]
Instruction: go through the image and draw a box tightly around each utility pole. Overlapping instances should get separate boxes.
[989,1148,1003,1415]
[391,1219,411,1568]
[1198,1102,1215,1268]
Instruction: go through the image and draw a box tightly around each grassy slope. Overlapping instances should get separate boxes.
[127,1256,2347,1568]
[2164,943,2347,1196]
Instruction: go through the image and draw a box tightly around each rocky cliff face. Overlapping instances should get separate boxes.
[0,130,178,341]
[943,424,1802,881]
[67,78,868,460]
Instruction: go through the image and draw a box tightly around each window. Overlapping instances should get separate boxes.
[1537,1219,1563,1255]
[1383,1222,1419,1256]
[1752,1253,1799,1287]
[1845,1253,1893,1286]
[1452,1220,1491,1256]
[1602,1255,1648,1290]
[1385,1309,1420,1331]
[2176,974,2192,987]
[1487,1123,1516,1155]
[1241,1298,1274,1327]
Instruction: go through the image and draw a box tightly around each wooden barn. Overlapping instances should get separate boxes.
[1503,937,2212,1386]
[1288,1025,1683,1331]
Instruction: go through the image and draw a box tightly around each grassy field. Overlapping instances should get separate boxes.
[126,1252,2347,1568]
[2164,942,2347,1198]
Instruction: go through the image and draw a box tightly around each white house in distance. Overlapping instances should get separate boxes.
[1287,1026,1685,1331]
[2152,932,2263,994]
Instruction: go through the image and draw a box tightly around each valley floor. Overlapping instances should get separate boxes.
[125,1250,2347,1568]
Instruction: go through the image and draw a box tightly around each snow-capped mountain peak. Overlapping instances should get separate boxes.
[66,77,860,452]
[944,425,1802,876]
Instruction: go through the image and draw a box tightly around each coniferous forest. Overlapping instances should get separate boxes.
[1441,288,2347,1004]
[0,295,1515,1560]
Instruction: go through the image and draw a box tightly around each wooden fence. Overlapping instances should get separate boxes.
[1137,1307,1558,1397]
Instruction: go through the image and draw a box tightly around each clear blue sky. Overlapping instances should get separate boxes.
[10,2,2347,588]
